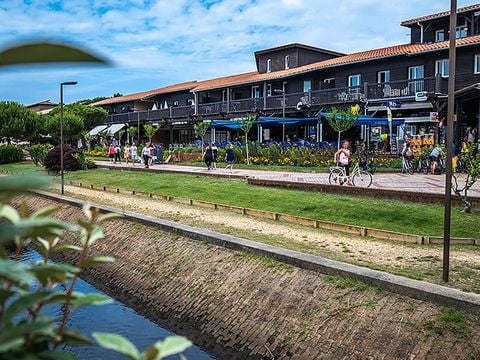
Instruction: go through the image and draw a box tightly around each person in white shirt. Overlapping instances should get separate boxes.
[130,143,138,166]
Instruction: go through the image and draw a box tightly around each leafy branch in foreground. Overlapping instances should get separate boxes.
[0,176,191,359]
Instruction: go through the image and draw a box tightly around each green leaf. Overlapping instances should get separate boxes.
[31,263,79,286]
[0,318,57,343]
[0,175,51,193]
[92,332,140,360]
[32,206,59,219]
[0,289,15,304]
[54,244,83,253]
[157,336,192,359]
[0,337,25,352]
[35,237,51,258]
[38,350,79,360]
[71,293,113,310]
[87,225,104,246]
[0,204,20,223]
[59,328,94,346]
[0,42,108,66]
[0,218,72,244]
[2,291,55,325]
[82,256,115,269]
[97,213,123,224]
[0,259,35,286]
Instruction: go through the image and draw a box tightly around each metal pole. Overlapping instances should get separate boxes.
[60,84,64,195]
[137,111,140,145]
[443,0,457,283]
[282,91,286,143]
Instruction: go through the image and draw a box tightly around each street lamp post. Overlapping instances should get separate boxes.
[60,81,78,195]
[443,0,457,282]
[274,89,286,143]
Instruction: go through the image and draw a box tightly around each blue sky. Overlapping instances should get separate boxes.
[0,0,475,105]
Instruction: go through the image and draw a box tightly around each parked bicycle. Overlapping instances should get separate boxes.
[329,162,373,187]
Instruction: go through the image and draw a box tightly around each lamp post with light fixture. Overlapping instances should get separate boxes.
[60,81,77,195]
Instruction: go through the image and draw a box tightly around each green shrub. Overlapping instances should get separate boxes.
[28,143,52,166]
[0,145,24,164]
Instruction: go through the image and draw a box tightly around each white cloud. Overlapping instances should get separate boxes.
[0,0,475,104]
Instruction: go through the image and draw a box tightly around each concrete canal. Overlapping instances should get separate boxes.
[10,193,480,359]
[20,251,214,359]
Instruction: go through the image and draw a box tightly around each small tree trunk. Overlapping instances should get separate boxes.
[201,136,204,155]
[246,139,250,164]
[337,131,342,150]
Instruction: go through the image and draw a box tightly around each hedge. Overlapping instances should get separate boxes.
[0,145,24,164]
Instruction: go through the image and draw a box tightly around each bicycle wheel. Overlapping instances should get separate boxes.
[352,170,372,187]
[329,171,340,185]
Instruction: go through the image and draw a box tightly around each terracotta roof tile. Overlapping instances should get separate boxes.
[401,3,480,26]
[91,80,197,106]
[193,35,480,91]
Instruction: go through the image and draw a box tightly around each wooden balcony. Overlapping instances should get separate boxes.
[105,76,447,124]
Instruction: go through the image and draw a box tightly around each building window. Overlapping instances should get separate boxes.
[348,74,361,87]
[251,85,261,98]
[475,54,480,74]
[435,59,449,77]
[222,90,227,102]
[173,101,179,107]
[267,58,272,73]
[187,99,195,106]
[303,80,312,93]
[377,70,390,83]
[408,65,425,93]
[435,30,445,42]
[267,84,272,97]
[285,55,290,69]
[456,25,468,38]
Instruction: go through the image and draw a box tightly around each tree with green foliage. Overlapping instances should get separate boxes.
[326,107,359,149]
[49,103,107,130]
[28,143,52,166]
[194,121,210,154]
[452,143,480,213]
[143,124,160,143]
[239,113,256,164]
[128,127,138,145]
[46,112,84,144]
[0,101,42,143]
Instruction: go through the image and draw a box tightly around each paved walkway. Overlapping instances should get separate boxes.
[95,160,480,197]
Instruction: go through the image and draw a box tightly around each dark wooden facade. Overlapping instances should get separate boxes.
[98,4,480,146]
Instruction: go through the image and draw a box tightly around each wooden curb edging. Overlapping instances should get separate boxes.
[247,178,480,210]
[29,190,480,314]
[1,169,478,246]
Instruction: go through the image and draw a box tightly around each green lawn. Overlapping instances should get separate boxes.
[2,162,479,238]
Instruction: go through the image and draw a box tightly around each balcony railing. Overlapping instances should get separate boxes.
[105,77,448,124]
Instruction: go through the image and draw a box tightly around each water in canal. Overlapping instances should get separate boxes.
[20,251,214,359]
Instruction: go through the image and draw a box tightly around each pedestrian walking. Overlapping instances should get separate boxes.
[225,144,234,172]
[124,144,131,166]
[211,143,218,169]
[130,143,138,166]
[108,144,115,163]
[114,144,121,164]
[142,143,151,168]
[204,144,213,170]
[148,143,155,167]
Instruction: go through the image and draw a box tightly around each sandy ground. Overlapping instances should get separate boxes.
[61,184,480,273]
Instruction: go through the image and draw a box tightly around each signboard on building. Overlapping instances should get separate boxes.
[430,112,439,121]
[415,91,428,102]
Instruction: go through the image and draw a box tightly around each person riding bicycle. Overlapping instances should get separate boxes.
[430,145,442,175]
[334,140,352,185]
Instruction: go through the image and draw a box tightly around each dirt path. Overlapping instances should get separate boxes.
[60,184,480,292]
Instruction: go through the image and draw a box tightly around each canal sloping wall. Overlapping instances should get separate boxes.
[10,193,480,360]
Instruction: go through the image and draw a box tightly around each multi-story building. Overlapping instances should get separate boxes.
[93,3,480,148]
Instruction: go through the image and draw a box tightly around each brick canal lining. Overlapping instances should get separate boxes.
[10,192,480,359]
